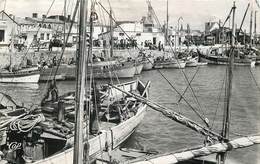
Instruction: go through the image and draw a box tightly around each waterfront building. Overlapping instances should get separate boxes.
[0,11,54,49]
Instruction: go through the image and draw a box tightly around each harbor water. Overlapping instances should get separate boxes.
[1,65,259,164]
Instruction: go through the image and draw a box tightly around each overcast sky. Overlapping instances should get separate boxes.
[1,0,260,31]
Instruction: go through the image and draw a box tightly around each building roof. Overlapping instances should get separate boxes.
[14,17,35,25]
[25,17,65,24]
[0,10,19,25]
[0,10,35,26]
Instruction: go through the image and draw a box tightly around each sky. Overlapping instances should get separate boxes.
[1,0,260,32]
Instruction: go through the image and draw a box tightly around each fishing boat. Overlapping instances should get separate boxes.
[154,58,186,69]
[0,16,40,83]
[198,48,256,67]
[0,67,40,83]
[52,60,136,79]
[0,1,149,163]
[0,79,149,164]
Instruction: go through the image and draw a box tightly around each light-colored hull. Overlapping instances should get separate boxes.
[0,71,40,83]
[154,61,186,69]
[135,64,143,75]
[199,53,255,66]
[53,64,136,79]
[32,80,148,164]
[197,62,208,66]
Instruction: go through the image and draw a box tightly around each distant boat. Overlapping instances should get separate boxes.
[154,58,186,69]
[198,49,255,67]
[0,67,40,83]
[53,60,136,79]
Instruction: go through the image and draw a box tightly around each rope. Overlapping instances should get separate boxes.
[9,114,45,133]
[210,72,226,131]
[247,67,260,93]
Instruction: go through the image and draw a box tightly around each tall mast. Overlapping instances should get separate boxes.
[219,2,236,164]
[110,9,114,58]
[249,10,253,47]
[73,0,88,163]
[165,0,169,46]
[254,11,257,45]
[63,0,67,49]
[9,18,14,72]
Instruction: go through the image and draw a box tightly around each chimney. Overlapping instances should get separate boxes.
[32,13,38,18]
[67,15,71,21]
[42,15,46,19]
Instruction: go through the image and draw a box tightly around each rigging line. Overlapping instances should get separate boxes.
[247,67,260,93]
[142,2,208,124]
[177,67,199,103]
[20,0,56,61]
[210,69,227,130]
[176,67,208,122]
[97,2,207,124]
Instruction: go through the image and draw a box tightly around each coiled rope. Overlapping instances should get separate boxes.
[9,114,45,133]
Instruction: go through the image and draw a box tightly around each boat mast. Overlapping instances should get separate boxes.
[219,2,236,164]
[73,0,88,163]
[254,11,257,46]
[9,17,15,72]
[109,8,114,58]
[165,0,168,46]
[249,10,253,47]
[63,0,67,50]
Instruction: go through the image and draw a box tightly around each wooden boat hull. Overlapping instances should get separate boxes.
[197,62,208,66]
[0,69,40,83]
[199,53,255,66]
[52,64,136,79]
[31,80,148,164]
[154,61,186,69]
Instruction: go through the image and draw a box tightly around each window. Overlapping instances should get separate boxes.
[48,24,51,29]
[119,33,124,36]
[40,33,44,40]
[0,30,5,42]
[46,33,50,40]
[136,33,141,36]
[43,24,47,28]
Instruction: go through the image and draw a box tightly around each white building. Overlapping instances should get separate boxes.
[98,21,165,48]
[0,11,55,48]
